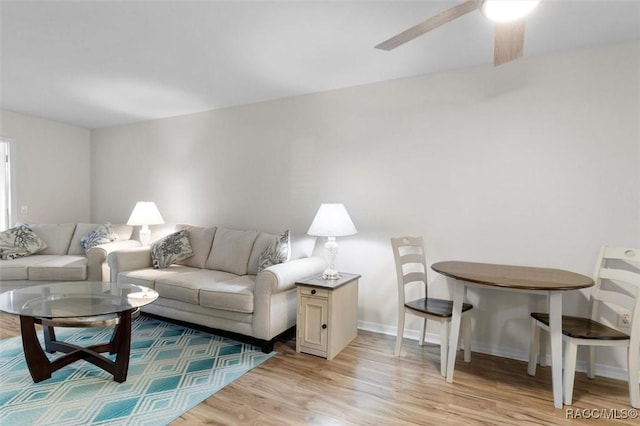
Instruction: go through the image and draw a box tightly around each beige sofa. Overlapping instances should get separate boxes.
[0,223,140,291]
[108,224,326,352]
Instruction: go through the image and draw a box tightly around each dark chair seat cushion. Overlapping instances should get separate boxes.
[531,312,629,340]
[406,298,473,318]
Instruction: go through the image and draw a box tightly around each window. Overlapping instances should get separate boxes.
[0,139,13,231]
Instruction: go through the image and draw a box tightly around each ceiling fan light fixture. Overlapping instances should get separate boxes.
[480,0,540,23]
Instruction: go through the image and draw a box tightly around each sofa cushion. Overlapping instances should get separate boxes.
[117,264,195,289]
[0,224,48,260]
[205,227,259,276]
[155,269,238,305]
[258,229,290,273]
[144,297,253,325]
[80,223,118,252]
[290,233,317,260]
[151,230,194,269]
[28,256,87,281]
[174,225,216,269]
[28,223,76,255]
[199,275,256,314]
[0,255,56,280]
[247,232,275,275]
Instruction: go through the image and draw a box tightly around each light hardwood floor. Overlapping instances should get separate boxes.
[1,312,636,425]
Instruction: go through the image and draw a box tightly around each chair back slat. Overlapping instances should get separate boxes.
[593,290,636,313]
[402,272,426,285]
[590,246,640,340]
[400,253,425,265]
[598,268,640,295]
[391,236,428,303]
[602,247,640,265]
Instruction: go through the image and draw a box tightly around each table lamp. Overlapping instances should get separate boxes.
[127,201,164,246]
[307,203,357,280]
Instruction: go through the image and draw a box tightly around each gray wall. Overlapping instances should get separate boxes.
[0,110,91,224]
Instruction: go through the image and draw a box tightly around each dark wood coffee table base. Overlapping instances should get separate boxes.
[19,308,135,383]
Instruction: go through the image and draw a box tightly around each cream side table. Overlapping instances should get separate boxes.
[295,273,360,360]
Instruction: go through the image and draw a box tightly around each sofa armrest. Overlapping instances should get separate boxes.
[86,240,142,281]
[255,256,326,297]
[253,256,326,340]
[107,247,153,282]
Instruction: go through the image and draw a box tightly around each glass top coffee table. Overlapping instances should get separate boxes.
[0,281,158,383]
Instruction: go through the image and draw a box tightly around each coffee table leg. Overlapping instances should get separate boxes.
[111,309,132,383]
[43,325,57,353]
[19,315,52,382]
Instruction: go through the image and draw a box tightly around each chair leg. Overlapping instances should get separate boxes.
[462,313,471,363]
[563,340,578,405]
[628,344,640,409]
[440,320,449,377]
[395,311,405,357]
[527,318,540,376]
[539,330,548,367]
[587,346,596,379]
[419,317,427,347]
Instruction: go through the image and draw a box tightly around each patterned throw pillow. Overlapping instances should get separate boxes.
[80,223,118,252]
[151,230,194,269]
[258,229,290,273]
[0,224,48,260]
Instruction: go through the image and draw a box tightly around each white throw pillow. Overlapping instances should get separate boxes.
[80,223,118,252]
[0,224,47,260]
[258,229,291,273]
[151,229,194,269]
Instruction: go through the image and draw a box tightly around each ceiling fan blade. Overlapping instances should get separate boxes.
[494,19,526,66]
[375,0,479,51]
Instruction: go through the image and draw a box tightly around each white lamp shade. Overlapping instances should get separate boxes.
[307,203,357,237]
[480,0,540,23]
[127,201,165,226]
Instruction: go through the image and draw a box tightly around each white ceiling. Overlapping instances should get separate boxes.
[1,1,639,129]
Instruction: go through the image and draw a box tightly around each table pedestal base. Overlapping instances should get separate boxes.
[19,309,133,383]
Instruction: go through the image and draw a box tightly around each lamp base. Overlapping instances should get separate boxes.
[139,225,151,246]
[322,268,340,280]
[322,237,340,280]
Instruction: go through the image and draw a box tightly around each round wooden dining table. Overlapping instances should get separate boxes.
[431,261,594,409]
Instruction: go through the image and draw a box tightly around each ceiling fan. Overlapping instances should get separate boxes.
[375,0,541,66]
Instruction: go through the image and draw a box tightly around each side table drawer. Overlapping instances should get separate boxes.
[298,287,329,298]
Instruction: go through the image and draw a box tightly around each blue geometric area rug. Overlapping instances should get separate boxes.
[0,316,274,426]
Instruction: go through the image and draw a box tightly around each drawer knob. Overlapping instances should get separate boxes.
[322,324,327,329]
[311,289,316,295]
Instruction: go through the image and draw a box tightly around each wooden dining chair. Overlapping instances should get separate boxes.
[527,246,640,408]
[391,236,473,376]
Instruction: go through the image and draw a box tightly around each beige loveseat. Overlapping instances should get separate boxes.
[108,224,326,352]
[0,223,140,291]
